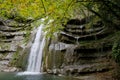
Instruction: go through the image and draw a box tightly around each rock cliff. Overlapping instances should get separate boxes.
[44,16,118,80]
[0,18,28,72]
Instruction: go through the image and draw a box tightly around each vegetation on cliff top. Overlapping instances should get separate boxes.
[0,0,120,35]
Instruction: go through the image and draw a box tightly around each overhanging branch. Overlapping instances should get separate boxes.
[41,0,47,14]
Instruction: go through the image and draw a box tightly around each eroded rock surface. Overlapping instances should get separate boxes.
[45,17,118,80]
[0,19,27,72]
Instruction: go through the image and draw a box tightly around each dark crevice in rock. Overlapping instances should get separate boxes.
[0,51,16,53]
[0,21,4,25]
[0,39,13,43]
[67,19,86,25]
[2,35,15,39]
[63,26,104,35]
[77,69,111,75]
[0,29,21,32]
[76,58,110,65]
[75,55,106,59]
[73,51,110,58]
[66,16,94,25]
[0,58,10,61]
[74,46,112,54]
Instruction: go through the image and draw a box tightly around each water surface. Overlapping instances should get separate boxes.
[0,72,79,80]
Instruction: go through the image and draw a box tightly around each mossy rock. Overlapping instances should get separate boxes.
[0,42,11,49]
[10,46,29,70]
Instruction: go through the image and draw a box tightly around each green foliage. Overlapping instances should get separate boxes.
[0,0,120,38]
[81,0,120,28]
[112,38,120,63]
[0,0,77,38]
[10,49,20,67]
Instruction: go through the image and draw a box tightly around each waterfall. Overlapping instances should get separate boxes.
[17,18,53,75]
[17,24,46,75]
[27,24,46,72]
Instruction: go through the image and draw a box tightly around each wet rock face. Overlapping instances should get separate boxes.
[45,17,117,79]
[0,19,27,72]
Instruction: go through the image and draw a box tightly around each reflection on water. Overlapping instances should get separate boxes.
[0,72,79,80]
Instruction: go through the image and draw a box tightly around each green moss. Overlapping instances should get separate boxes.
[112,38,120,64]
[10,48,20,67]
[85,16,101,29]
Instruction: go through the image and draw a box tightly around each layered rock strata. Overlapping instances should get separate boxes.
[45,18,117,80]
[0,19,27,72]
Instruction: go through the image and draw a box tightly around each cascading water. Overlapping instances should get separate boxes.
[17,19,53,75]
[17,23,46,75]
[27,24,46,72]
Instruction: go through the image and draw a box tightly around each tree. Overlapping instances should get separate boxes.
[0,0,77,37]
[0,0,120,37]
